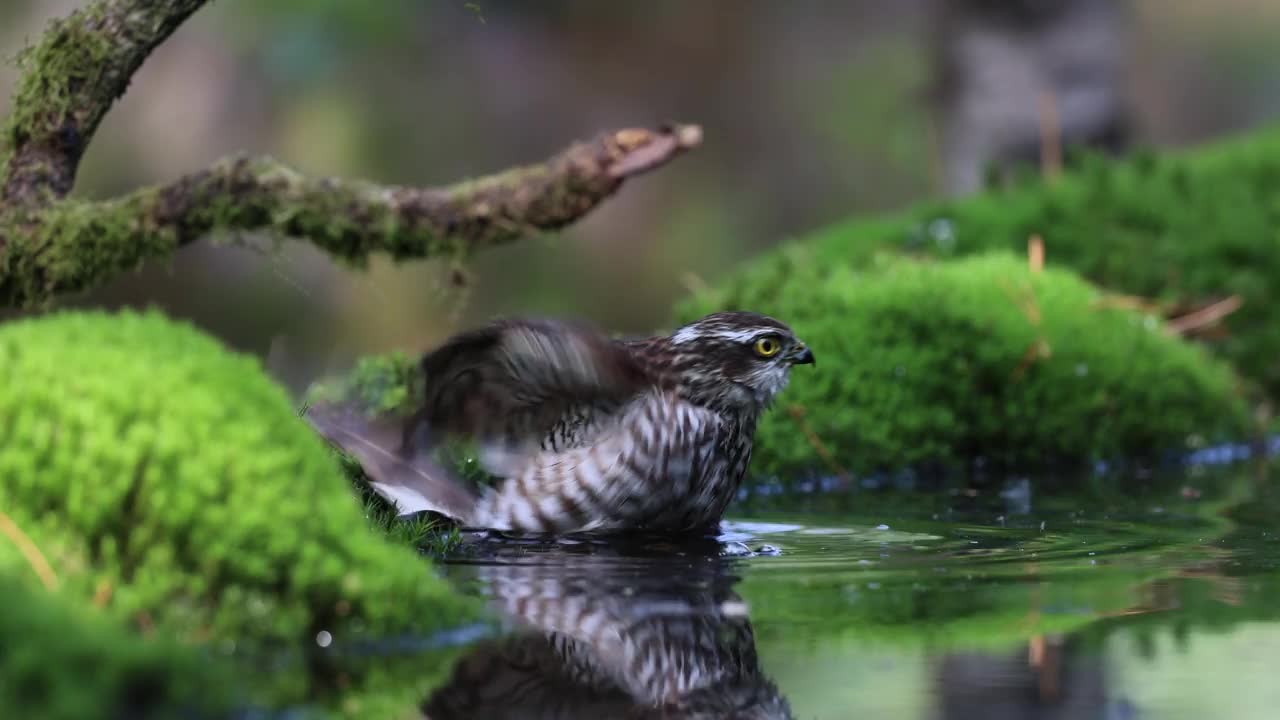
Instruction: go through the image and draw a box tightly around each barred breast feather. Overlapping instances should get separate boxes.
[473,391,732,534]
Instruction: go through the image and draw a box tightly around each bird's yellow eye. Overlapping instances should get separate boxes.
[753,337,781,358]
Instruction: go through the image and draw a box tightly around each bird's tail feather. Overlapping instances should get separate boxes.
[305,403,480,521]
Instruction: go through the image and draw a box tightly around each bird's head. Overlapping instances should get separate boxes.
[667,311,814,413]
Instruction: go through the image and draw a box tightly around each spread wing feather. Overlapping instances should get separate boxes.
[307,317,654,520]
[406,317,653,474]
[305,403,481,520]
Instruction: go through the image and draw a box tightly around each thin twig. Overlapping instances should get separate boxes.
[93,578,114,607]
[1000,274,1051,380]
[1012,338,1052,381]
[1027,234,1045,273]
[1090,293,1167,314]
[1038,90,1062,181]
[0,509,59,590]
[679,270,711,296]
[1165,295,1243,336]
[999,277,1042,327]
[786,405,853,484]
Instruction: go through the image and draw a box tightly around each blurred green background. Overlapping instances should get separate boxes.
[3,0,1279,395]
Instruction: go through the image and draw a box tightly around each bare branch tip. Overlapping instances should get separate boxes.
[673,123,704,149]
[605,123,703,180]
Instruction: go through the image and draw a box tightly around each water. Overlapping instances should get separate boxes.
[417,459,1280,719]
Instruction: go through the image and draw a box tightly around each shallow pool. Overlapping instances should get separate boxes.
[422,459,1280,719]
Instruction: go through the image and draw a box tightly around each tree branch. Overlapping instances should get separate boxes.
[0,125,702,306]
[0,0,702,307]
[1,0,207,205]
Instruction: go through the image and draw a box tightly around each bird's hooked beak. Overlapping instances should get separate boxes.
[789,344,815,366]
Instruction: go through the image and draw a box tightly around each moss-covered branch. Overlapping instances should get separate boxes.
[0,0,702,306]
[1,0,206,205]
[0,125,701,306]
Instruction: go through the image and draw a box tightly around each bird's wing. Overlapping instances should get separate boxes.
[408,317,654,476]
[306,403,481,520]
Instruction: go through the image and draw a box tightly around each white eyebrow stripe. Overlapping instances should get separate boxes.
[711,329,768,343]
[672,326,701,344]
[672,326,779,345]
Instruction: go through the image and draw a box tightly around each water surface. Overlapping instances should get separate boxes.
[424,459,1280,719]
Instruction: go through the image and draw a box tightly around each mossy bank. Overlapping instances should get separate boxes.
[0,309,482,715]
[710,125,1280,400]
[679,254,1251,481]
[0,575,227,720]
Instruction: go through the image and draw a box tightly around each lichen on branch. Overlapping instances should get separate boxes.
[0,0,702,306]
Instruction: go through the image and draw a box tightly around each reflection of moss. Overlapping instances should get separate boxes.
[1074,572,1280,654]
[744,549,1173,652]
[679,253,1251,480]
[747,571,1109,651]
[226,640,477,720]
[0,309,478,655]
[744,467,1266,655]
[0,575,226,720]
[686,125,1280,399]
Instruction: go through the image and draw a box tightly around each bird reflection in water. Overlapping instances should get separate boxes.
[422,539,793,720]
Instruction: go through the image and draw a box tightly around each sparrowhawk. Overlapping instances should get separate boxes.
[310,311,814,535]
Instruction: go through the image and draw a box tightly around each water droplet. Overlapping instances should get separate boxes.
[755,544,782,556]
[315,630,333,648]
[875,524,890,530]
[867,582,881,590]
[928,218,957,251]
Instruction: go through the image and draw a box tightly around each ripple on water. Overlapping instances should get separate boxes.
[418,459,1280,720]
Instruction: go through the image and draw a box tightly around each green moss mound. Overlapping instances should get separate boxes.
[305,351,422,419]
[703,125,1280,400]
[0,309,478,649]
[679,254,1250,479]
[0,575,226,720]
